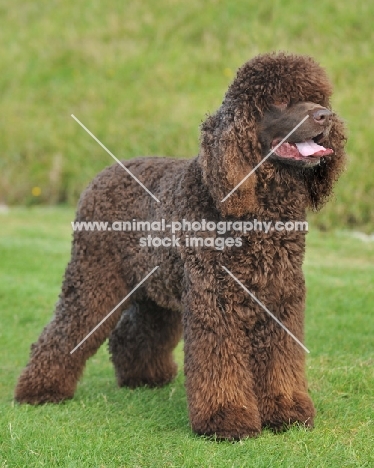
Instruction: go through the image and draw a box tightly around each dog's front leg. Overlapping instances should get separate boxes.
[182,267,261,440]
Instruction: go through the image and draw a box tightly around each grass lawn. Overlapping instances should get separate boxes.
[0,207,373,467]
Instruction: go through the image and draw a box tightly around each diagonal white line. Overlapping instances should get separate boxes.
[221,115,309,203]
[71,114,160,203]
[222,266,310,353]
[70,266,159,354]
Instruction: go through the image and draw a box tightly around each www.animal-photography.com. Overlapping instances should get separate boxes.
[1,2,373,467]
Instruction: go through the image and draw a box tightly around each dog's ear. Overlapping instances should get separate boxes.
[198,110,259,217]
[305,115,347,210]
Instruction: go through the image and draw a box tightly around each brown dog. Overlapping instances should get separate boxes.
[15,53,346,439]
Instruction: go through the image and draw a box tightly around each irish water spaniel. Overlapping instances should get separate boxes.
[15,52,346,439]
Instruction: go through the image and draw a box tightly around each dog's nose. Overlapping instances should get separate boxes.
[311,108,332,125]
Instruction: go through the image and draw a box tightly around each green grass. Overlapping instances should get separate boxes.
[0,207,373,467]
[0,0,374,229]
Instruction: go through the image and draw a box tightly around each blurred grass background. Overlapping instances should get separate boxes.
[0,0,373,229]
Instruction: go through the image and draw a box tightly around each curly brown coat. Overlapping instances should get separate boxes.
[15,52,346,439]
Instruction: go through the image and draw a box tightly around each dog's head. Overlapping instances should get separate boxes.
[259,101,334,167]
[198,52,346,217]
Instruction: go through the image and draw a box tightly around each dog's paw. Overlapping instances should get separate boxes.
[15,390,73,405]
[15,367,75,405]
[115,356,178,389]
[117,362,178,389]
[191,405,262,440]
[262,391,315,431]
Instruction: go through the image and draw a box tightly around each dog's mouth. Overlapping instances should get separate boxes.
[271,133,334,162]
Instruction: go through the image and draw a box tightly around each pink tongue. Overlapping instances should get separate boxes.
[295,140,333,157]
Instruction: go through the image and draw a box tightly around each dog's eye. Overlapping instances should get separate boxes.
[272,102,288,111]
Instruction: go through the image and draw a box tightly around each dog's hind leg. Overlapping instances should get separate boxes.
[109,299,182,388]
[15,231,129,404]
